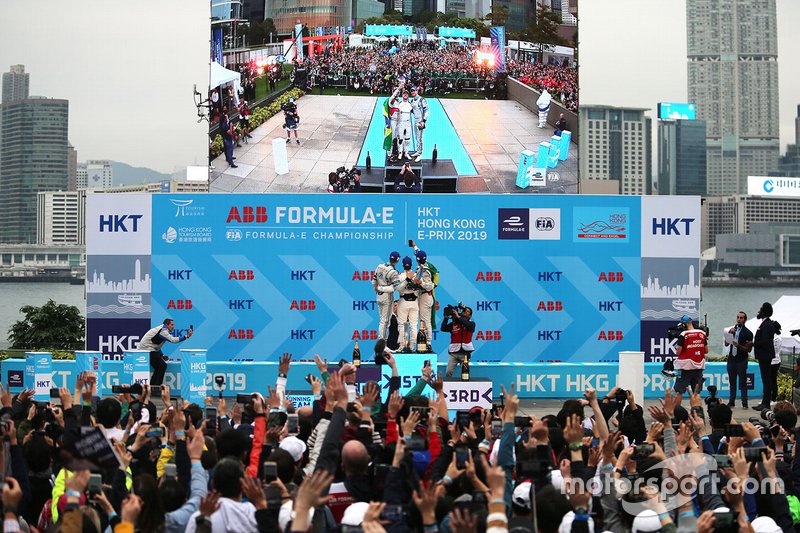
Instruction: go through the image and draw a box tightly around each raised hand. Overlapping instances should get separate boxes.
[279,352,292,376]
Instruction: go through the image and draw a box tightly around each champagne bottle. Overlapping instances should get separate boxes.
[432,143,438,164]
[416,329,428,353]
[352,341,361,367]
[366,151,372,171]
[461,353,470,382]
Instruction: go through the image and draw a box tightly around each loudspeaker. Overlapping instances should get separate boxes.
[495,72,508,100]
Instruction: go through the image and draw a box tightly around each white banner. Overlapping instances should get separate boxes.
[748,176,800,198]
[640,196,701,258]
[86,194,151,256]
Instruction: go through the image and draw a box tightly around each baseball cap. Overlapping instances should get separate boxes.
[389,251,400,262]
[415,249,427,262]
[752,516,782,533]
[681,315,692,323]
[512,481,532,509]
[631,510,661,532]
[341,502,369,526]
[279,501,315,532]
[402,256,413,269]
[279,436,307,462]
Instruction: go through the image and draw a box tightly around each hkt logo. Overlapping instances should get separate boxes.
[227,206,267,223]
[99,214,143,233]
[538,330,562,341]
[229,270,255,280]
[598,272,624,282]
[168,269,192,280]
[652,217,695,236]
[538,271,563,282]
[476,272,502,281]
[228,329,254,339]
[229,299,254,310]
[476,301,500,311]
[599,301,623,311]
[475,330,501,340]
[291,330,316,340]
[536,301,562,311]
[291,270,316,281]
[166,299,192,310]
[290,300,316,310]
[352,270,373,281]
[598,330,624,341]
[353,301,377,311]
[352,330,378,340]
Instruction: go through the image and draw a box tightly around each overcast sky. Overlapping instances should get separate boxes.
[580,0,799,155]
[0,1,209,174]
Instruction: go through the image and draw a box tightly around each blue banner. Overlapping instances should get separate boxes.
[1,359,762,400]
[489,26,506,72]
[212,29,223,65]
[438,27,476,39]
[366,25,414,37]
[28,352,52,401]
[150,194,642,363]
[181,349,207,404]
[123,350,150,386]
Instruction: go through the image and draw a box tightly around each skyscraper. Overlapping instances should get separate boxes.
[658,119,707,196]
[579,105,652,195]
[1,65,29,104]
[0,97,69,243]
[687,0,780,195]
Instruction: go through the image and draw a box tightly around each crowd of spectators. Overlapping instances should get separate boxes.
[302,41,500,97]
[4,351,795,533]
[506,59,577,112]
[296,41,577,109]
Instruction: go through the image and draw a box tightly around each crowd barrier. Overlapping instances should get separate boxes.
[3,354,762,401]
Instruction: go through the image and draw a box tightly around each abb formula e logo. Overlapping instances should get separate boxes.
[227,206,268,223]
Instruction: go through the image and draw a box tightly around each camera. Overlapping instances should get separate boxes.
[330,166,360,192]
[761,408,775,424]
[667,321,687,341]
[443,302,466,318]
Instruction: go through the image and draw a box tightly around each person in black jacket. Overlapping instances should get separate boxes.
[725,310,754,408]
[753,302,777,410]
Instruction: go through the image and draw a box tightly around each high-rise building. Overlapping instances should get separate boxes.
[702,195,800,250]
[266,0,353,34]
[773,105,800,177]
[658,119,707,196]
[2,65,29,104]
[36,191,85,245]
[579,105,652,195]
[0,97,69,243]
[67,144,78,191]
[76,160,114,190]
[687,0,780,196]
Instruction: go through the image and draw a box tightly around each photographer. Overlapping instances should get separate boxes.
[394,163,420,193]
[440,304,475,379]
[138,318,193,386]
[327,167,362,193]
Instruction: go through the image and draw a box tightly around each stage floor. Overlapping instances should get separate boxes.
[209,94,577,194]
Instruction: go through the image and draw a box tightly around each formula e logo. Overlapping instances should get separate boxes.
[498,209,528,240]
[764,179,774,193]
[536,217,555,231]
[162,227,177,243]
[226,229,242,242]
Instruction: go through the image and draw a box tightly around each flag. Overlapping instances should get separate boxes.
[382,99,393,151]
[489,26,506,72]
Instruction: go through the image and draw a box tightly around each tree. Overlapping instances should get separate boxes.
[523,6,565,46]
[246,19,279,46]
[8,300,85,350]
[484,4,509,27]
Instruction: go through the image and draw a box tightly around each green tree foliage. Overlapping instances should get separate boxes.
[522,6,565,46]
[246,19,279,45]
[8,300,85,351]
[483,4,509,27]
